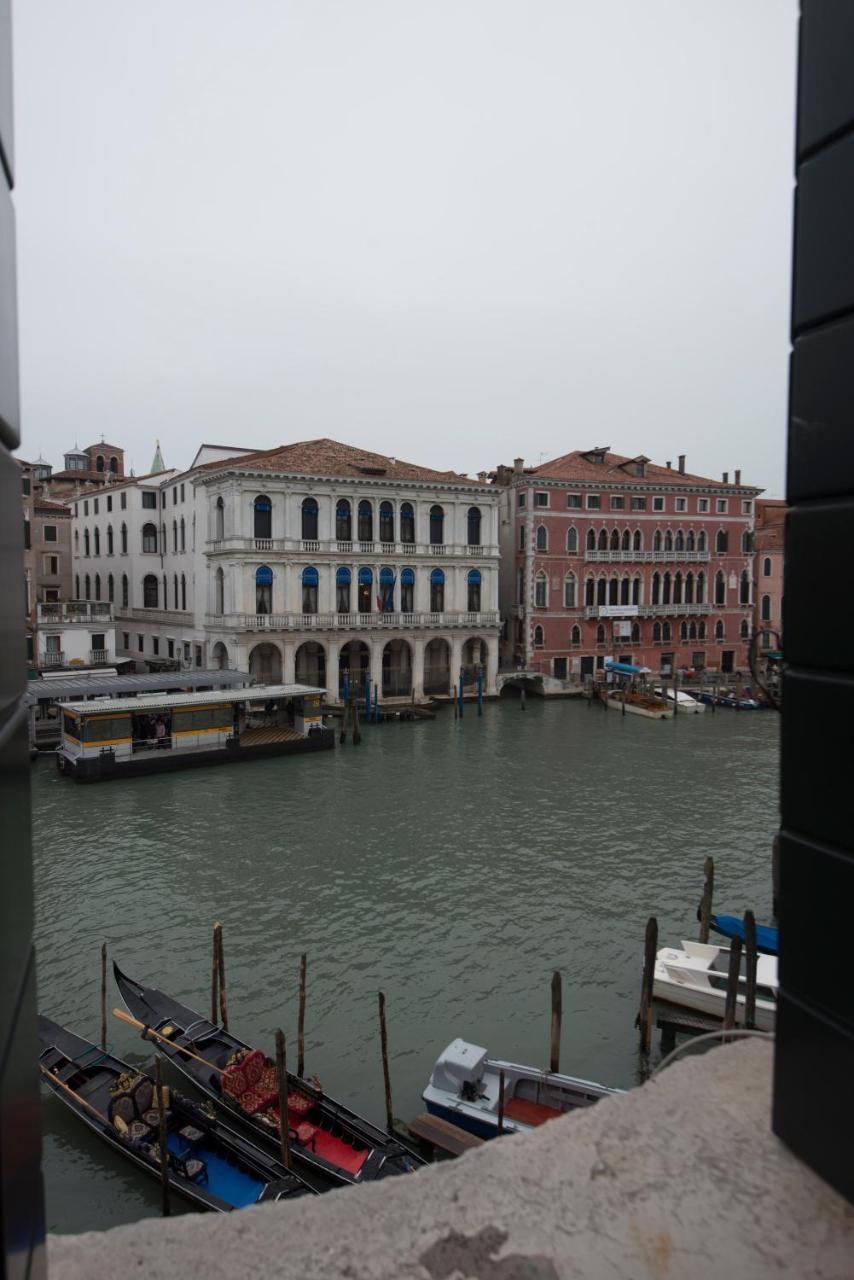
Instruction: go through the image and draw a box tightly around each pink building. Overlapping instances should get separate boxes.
[496,447,762,679]
[754,499,785,653]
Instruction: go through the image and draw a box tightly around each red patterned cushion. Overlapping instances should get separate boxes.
[240,1087,269,1114]
[258,1065,277,1094]
[243,1049,266,1088]
[287,1092,312,1116]
[222,1064,248,1099]
[294,1122,317,1145]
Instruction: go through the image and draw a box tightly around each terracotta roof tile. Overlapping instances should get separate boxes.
[196,438,488,486]
[529,449,758,490]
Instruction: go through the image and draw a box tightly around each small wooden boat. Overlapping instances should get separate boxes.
[708,913,778,955]
[422,1039,621,1140]
[695,691,760,710]
[606,690,672,720]
[38,1016,313,1211]
[653,940,777,1030]
[653,687,705,714]
[114,964,424,1186]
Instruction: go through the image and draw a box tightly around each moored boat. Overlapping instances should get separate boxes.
[39,1015,313,1211]
[653,687,705,714]
[114,964,424,1186]
[606,690,672,720]
[422,1038,621,1140]
[708,913,778,955]
[653,940,777,1030]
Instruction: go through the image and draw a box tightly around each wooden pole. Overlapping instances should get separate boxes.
[100,941,108,1052]
[215,922,228,1030]
[378,991,394,1134]
[211,923,219,1024]
[743,911,758,1030]
[497,1068,505,1134]
[39,1064,109,1125]
[722,936,743,1034]
[352,696,361,746]
[520,684,526,711]
[275,1029,292,1169]
[698,856,714,944]
[297,952,307,1078]
[549,971,562,1074]
[673,668,679,716]
[636,916,658,1054]
[155,1056,170,1217]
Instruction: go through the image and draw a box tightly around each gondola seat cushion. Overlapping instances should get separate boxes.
[183,1158,207,1184]
[128,1121,150,1142]
[110,1094,136,1125]
[294,1122,318,1149]
[143,1108,171,1129]
[243,1049,267,1088]
[288,1092,312,1116]
[133,1080,154,1115]
[221,1063,249,1100]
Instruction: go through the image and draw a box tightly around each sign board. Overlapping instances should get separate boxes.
[613,620,633,637]
[598,605,639,618]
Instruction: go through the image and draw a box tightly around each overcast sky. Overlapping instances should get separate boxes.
[13,1,797,493]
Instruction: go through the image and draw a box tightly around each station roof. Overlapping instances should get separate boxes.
[25,669,251,707]
[61,684,325,715]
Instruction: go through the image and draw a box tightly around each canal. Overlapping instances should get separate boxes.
[33,695,780,1233]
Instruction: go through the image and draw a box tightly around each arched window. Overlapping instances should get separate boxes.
[536,524,548,551]
[586,528,596,551]
[302,565,319,614]
[585,577,595,606]
[358,566,374,613]
[163,574,167,608]
[143,574,158,608]
[142,523,157,553]
[652,572,661,605]
[631,621,640,643]
[96,454,104,472]
[121,574,128,607]
[673,572,683,605]
[336,500,352,541]
[172,520,178,552]
[400,566,415,613]
[173,574,178,608]
[336,566,352,613]
[689,621,697,640]
[94,573,101,600]
[75,573,81,598]
[564,574,576,608]
[467,506,482,546]
[74,529,79,552]
[519,526,526,551]
[715,570,726,605]
[662,621,671,642]
[255,565,273,614]
[675,530,685,551]
[215,567,224,614]
[180,517,185,551]
[698,621,706,640]
[697,571,706,603]
[763,557,772,577]
[653,529,662,552]
[106,525,113,555]
[430,567,445,612]
[716,529,728,554]
[633,529,642,551]
[620,576,630,605]
[379,501,394,543]
[534,625,545,648]
[685,572,694,603]
[610,529,620,551]
[597,528,608,551]
[467,569,482,612]
[680,622,688,641]
[107,574,114,603]
[84,574,91,599]
[632,576,641,605]
[84,528,90,556]
[608,577,618,605]
[686,530,695,551]
[181,574,186,611]
[93,527,100,556]
[301,497,319,540]
[358,500,373,542]
[715,619,725,641]
[697,530,707,552]
[571,624,581,646]
[761,593,771,621]
[254,495,272,539]
[215,496,225,540]
[740,569,751,605]
[379,565,395,611]
[742,530,753,553]
[109,456,118,474]
[535,571,548,607]
[652,622,661,643]
[566,526,578,554]
[597,577,607,606]
[121,523,128,554]
[429,504,444,545]
[400,502,415,544]
[740,619,750,639]
[664,529,673,552]
[663,572,671,605]
[596,623,605,645]
[621,529,630,551]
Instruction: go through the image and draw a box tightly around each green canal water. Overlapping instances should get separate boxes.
[33,695,780,1233]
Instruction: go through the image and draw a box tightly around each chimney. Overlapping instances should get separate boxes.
[722,471,729,484]
[477,471,487,482]
[666,460,672,469]
[734,468,741,486]
[678,455,685,474]
[513,457,524,474]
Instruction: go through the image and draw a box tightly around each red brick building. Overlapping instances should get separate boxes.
[496,447,762,678]
[754,498,785,653]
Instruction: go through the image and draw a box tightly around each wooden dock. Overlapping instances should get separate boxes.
[407,1113,485,1157]
[655,1000,727,1053]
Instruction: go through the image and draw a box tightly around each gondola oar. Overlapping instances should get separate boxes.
[112,1008,225,1075]
[39,1063,110,1125]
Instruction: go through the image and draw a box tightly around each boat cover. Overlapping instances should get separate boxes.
[710,914,779,955]
[605,661,652,675]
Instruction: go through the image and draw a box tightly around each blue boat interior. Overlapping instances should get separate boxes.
[165,1131,264,1207]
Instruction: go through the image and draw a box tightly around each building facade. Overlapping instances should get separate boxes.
[754,498,785,652]
[496,448,762,678]
[22,461,74,665]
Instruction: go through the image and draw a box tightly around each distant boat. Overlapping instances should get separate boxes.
[709,913,778,955]
[422,1038,621,1140]
[38,1015,313,1211]
[653,687,705,714]
[694,691,760,710]
[605,689,672,720]
[653,941,777,1030]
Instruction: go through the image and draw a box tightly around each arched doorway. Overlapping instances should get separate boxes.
[249,642,281,683]
[296,641,326,687]
[424,638,451,694]
[339,639,370,699]
[212,641,229,671]
[462,637,488,687]
[382,639,412,697]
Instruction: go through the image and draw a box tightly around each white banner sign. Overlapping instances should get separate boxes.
[613,620,633,637]
[598,605,639,618]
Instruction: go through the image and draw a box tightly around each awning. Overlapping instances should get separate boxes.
[605,660,651,676]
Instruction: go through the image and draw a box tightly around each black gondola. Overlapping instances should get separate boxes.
[39,1015,314,1212]
[114,963,425,1187]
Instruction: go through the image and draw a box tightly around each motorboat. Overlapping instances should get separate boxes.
[605,689,672,720]
[653,687,705,713]
[422,1039,620,1140]
[653,940,777,1031]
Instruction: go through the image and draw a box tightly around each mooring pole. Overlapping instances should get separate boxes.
[458,670,464,718]
[378,991,394,1134]
[297,952,307,1078]
[477,669,483,715]
[373,681,379,723]
[155,1056,170,1217]
[722,936,743,1035]
[549,971,562,1073]
[636,916,658,1054]
[100,941,107,1052]
[275,1029,292,1169]
[497,1068,506,1134]
[353,696,361,746]
[520,684,526,711]
[215,921,228,1030]
[698,856,715,944]
[743,911,758,1030]
[211,923,219,1024]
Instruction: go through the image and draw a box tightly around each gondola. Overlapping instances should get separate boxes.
[114,963,425,1187]
[39,1016,313,1212]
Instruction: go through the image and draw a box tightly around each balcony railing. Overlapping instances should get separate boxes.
[206,610,500,632]
[584,550,711,563]
[583,603,713,619]
[37,601,114,624]
[89,649,109,664]
[206,537,497,559]
[39,651,65,667]
[119,607,194,625]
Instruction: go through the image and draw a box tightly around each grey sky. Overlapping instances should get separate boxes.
[13,1,797,493]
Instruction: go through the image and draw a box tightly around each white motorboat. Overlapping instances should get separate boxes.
[653,687,705,713]
[653,940,777,1031]
[605,690,672,720]
[422,1039,621,1140]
